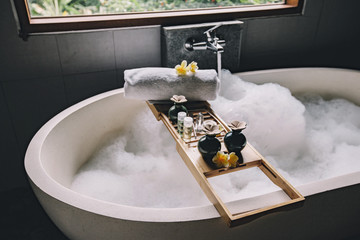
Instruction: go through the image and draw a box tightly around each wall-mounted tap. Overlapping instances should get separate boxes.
[185,24,226,53]
[184,24,226,79]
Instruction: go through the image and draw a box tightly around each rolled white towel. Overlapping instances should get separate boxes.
[124,67,220,101]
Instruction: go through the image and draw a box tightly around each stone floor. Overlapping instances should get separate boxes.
[1,186,69,240]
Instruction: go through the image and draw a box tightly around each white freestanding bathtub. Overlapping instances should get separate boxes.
[25,68,360,240]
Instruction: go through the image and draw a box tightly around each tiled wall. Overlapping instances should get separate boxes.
[1,0,360,192]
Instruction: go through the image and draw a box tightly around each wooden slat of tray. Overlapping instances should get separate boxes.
[147,101,304,227]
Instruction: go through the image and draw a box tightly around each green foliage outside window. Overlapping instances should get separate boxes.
[29,0,283,17]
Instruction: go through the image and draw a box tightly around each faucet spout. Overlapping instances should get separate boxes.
[206,37,224,53]
[203,24,225,53]
[184,24,225,53]
[183,24,226,79]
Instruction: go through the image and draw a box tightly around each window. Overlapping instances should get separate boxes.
[28,0,285,17]
[11,0,304,39]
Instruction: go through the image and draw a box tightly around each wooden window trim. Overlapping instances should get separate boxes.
[11,0,304,40]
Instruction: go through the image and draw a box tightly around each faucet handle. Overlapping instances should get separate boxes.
[204,24,223,38]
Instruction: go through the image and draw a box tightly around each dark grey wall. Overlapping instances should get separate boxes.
[1,0,360,193]
[241,0,360,71]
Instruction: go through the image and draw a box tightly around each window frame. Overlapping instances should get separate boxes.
[11,0,304,40]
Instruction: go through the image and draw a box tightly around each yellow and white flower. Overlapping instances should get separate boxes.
[212,151,239,168]
[186,61,198,74]
[228,152,239,168]
[212,151,230,168]
[175,60,198,75]
[175,60,188,76]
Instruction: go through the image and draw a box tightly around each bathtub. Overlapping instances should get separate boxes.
[25,68,360,240]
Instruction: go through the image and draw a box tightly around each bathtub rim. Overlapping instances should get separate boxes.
[25,67,360,223]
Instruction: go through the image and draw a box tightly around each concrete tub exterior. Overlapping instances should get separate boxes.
[25,68,360,240]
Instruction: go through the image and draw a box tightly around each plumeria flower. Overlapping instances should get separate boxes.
[175,60,188,76]
[212,151,239,168]
[212,151,230,168]
[186,61,198,74]
[228,152,239,168]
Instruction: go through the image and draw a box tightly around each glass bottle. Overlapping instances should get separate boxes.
[196,112,204,133]
[177,111,186,137]
[183,117,193,141]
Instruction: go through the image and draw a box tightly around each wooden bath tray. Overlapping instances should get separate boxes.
[147,101,304,227]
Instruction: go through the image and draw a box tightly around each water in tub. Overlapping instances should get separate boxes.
[71,70,360,208]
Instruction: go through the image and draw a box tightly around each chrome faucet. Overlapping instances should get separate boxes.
[184,24,226,79]
[185,24,225,53]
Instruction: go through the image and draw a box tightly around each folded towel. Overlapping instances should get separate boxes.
[124,67,220,101]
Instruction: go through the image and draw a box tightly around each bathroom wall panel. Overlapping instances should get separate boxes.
[313,0,360,68]
[57,31,116,75]
[239,0,324,71]
[3,77,67,156]
[240,50,314,71]
[0,84,26,191]
[114,26,161,69]
[116,69,125,88]
[0,0,61,82]
[316,0,360,48]
[244,16,316,56]
[301,0,324,17]
[243,0,323,57]
[0,34,61,82]
[0,0,17,36]
[64,70,118,105]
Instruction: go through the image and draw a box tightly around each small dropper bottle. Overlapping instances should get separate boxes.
[177,111,186,137]
[196,112,204,133]
[183,117,193,141]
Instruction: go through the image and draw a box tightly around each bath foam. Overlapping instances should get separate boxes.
[211,70,360,186]
[285,94,360,184]
[71,109,210,208]
[211,70,307,165]
[71,70,360,208]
